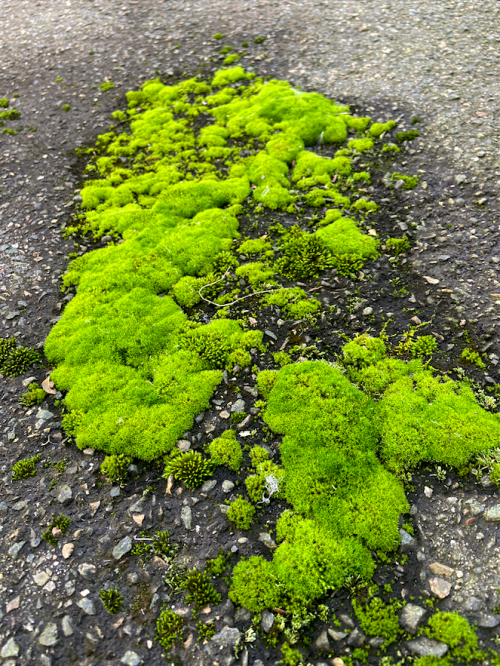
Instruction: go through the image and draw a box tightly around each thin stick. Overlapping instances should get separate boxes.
[198,268,279,308]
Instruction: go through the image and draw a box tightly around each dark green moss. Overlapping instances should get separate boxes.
[42,514,70,546]
[12,454,40,481]
[100,454,132,484]
[182,569,221,608]
[395,129,420,143]
[163,451,213,489]
[100,587,123,614]
[227,496,255,530]
[155,609,184,649]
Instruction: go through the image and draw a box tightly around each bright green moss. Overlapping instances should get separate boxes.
[257,370,279,398]
[0,98,8,108]
[368,120,396,137]
[352,595,402,647]
[236,261,275,285]
[275,227,333,280]
[426,612,483,664]
[351,198,378,212]
[412,335,438,357]
[212,66,251,86]
[461,347,485,368]
[239,238,273,255]
[156,609,184,649]
[281,643,303,666]
[342,334,387,369]
[266,133,304,163]
[208,430,243,471]
[229,556,282,611]
[391,171,419,190]
[227,496,255,529]
[224,54,241,65]
[344,115,371,132]
[163,450,213,488]
[315,217,378,260]
[19,382,45,407]
[182,569,221,608]
[12,454,40,481]
[101,454,132,484]
[348,138,374,153]
[263,287,320,319]
[386,236,410,255]
[100,81,115,92]
[0,107,20,120]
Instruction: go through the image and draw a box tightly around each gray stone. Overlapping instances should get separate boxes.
[210,626,241,647]
[455,174,467,184]
[485,505,500,521]
[362,306,373,316]
[399,527,416,551]
[78,562,97,580]
[481,474,494,488]
[264,329,277,340]
[429,562,454,577]
[34,571,51,586]
[76,597,95,615]
[181,505,192,530]
[0,501,7,515]
[339,614,355,629]
[129,497,146,513]
[407,637,448,658]
[113,536,132,560]
[8,540,26,559]
[201,479,217,492]
[39,622,58,646]
[347,628,365,647]
[234,607,252,623]
[260,609,275,633]
[314,629,330,652]
[121,651,143,666]
[61,615,74,636]
[464,596,482,612]
[231,399,246,413]
[369,637,385,648]
[475,612,500,628]
[399,603,427,634]
[1,638,19,658]
[222,480,235,493]
[328,628,348,641]
[176,439,191,452]
[429,577,452,599]
[110,486,120,498]
[258,532,277,550]
[57,484,73,506]
[36,408,54,421]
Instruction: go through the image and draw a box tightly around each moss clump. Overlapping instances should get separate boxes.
[208,430,242,471]
[368,120,395,137]
[163,450,213,489]
[0,107,20,120]
[0,98,8,108]
[197,621,216,641]
[395,129,420,142]
[205,549,229,577]
[239,237,273,256]
[20,383,45,407]
[42,514,70,546]
[390,171,419,190]
[152,530,178,559]
[62,104,71,112]
[333,253,364,277]
[281,643,303,666]
[386,236,410,255]
[264,287,320,320]
[100,81,115,92]
[100,454,132,484]
[460,347,485,369]
[245,445,285,502]
[182,569,221,608]
[352,594,402,647]
[412,335,438,357]
[229,556,282,611]
[426,612,483,664]
[224,54,241,65]
[156,609,184,649]
[12,454,40,481]
[275,227,333,280]
[100,587,123,614]
[0,343,40,377]
[227,495,255,529]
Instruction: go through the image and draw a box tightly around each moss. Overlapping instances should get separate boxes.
[315,217,378,260]
[275,226,333,280]
[163,450,213,489]
[213,33,224,39]
[352,595,402,647]
[395,129,420,142]
[0,98,8,108]
[239,238,273,255]
[386,236,410,255]
[100,454,132,483]
[224,54,241,65]
[426,612,483,664]
[62,104,71,112]
[100,81,115,92]
[42,514,70,546]
[100,588,123,614]
[212,66,251,86]
[0,107,20,120]
[208,430,243,471]
[1,343,40,377]
[333,253,364,277]
[368,120,395,137]
[390,171,419,190]
[20,383,45,407]
[348,138,374,153]
[264,287,320,320]
[156,609,184,649]
[197,621,216,641]
[12,454,40,481]
[281,643,303,666]
[227,495,255,529]
[229,555,282,611]
[236,261,275,286]
[257,370,279,398]
[205,549,229,577]
[412,335,438,357]
[381,143,400,153]
[274,351,292,367]
[460,347,485,369]
[182,568,221,607]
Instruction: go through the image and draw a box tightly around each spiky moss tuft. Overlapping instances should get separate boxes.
[275,227,334,280]
[100,454,132,484]
[156,609,184,649]
[100,588,123,614]
[227,496,255,529]
[208,430,243,471]
[12,454,40,481]
[411,335,438,357]
[352,594,402,647]
[460,347,485,369]
[182,569,221,608]
[386,236,410,255]
[19,383,45,407]
[163,450,213,489]
[0,341,39,377]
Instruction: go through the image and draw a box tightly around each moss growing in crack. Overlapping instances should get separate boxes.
[156,609,184,649]
[182,568,221,608]
[352,594,402,647]
[395,129,420,143]
[227,495,255,529]
[19,383,45,407]
[205,549,230,577]
[100,587,123,614]
[425,612,484,664]
[208,430,243,471]
[12,454,40,481]
[100,454,132,484]
[100,81,115,92]
[163,450,213,489]
[42,514,70,546]
[386,236,410,255]
[411,335,438,357]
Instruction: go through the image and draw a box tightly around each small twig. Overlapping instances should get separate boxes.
[198,269,279,308]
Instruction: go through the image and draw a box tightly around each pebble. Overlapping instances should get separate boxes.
[475,613,500,628]
[34,571,51,586]
[332,660,346,666]
[61,615,74,636]
[201,479,217,492]
[399,604,427,635]
[429,577,452,599]
[260,610,275,633]
[181,505,192,529]
[429,562,454,577]
[78,562,97,580]
[484,505,500,521]
[222,480,235,493]
[210,626,241,647]
[76,597,95,615]
[110,486,121,498]
[258,532,277,550]
[362,306,373,316]
[234,607,252,623]
[36,408,54,421]
[8,541,26,560]
[314,629,330,652]
[39,622,58,646]
[6,596,20,613]
[407,637,448,658]
[176,439,191,452]
[0,638,19,659]
[399,527,416,551]
[424,486,433,498]
[113,536,132,560]
[347,628,365,647]
[62,543,74,559]
[230,399,246,413]
[121,651,143,666]
[264,329,277,341]
[328,628,348,641]
[57,484,73,506]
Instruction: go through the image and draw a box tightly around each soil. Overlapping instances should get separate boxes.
[1,2,500,666]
